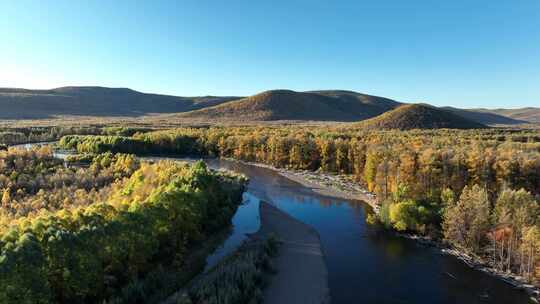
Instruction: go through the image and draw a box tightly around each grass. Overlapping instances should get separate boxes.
[172,236,280,304]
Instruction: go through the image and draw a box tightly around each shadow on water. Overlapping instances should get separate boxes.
[203,192,261,272]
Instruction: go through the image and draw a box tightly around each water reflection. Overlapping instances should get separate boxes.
[203,192,260,272]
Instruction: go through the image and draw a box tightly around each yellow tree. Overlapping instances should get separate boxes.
[443,184,491,253]
[1,188,10,207]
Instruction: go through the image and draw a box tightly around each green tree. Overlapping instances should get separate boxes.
[389,200,420,231]
[0,233,51,304]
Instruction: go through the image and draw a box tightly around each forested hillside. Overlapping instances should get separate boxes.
[176,89,401,121]
[355,104,487,130]
[59,126,540,284]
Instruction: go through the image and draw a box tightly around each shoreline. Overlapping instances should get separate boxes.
[440,247,540,301]
[254,201,330,304]
[164,201,330,304]
[396,233,540,301]
[223,158,379,212]
[223,157,540,302]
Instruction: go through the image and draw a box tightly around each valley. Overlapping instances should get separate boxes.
[4,2,539,303]
[4,138,538,303]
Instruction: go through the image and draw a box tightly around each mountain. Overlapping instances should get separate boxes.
[468,107,540,124]
[442,107,525,125]
[356,104,487,130]
[179,89,401,121]
[0,86,533,125]
[0,86,239,118]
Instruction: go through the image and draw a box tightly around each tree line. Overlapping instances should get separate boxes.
[0,126,155,146]
[59,127,540,197]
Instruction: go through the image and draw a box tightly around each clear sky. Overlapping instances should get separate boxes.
[1,0,539,108]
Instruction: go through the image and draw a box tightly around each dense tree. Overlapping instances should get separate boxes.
[0,150,247,303]
[490,189,539,274]
[0,149,140,222]
[443,185,491,253]
[389,200,422,231]
[0,126,106,146]
[521,226,540,280]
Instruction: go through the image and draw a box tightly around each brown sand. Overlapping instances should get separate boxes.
[254,201,330,304]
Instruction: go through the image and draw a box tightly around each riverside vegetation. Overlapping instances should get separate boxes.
[58,126,540,285]
[0,147,248,303]
[172,236,279,304]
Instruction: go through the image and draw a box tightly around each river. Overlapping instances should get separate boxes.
[199,158,530,304]
[13,144,532,303]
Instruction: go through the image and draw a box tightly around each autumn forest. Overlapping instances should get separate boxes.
[58,126,540,281]
[0,123,539,303]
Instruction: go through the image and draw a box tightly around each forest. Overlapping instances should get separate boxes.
[0,146,247,303]
[0,126,154,146]
[57,126,540,283]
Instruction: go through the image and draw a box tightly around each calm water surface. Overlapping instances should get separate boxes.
[203,192,260,272]
[201,158,530,304]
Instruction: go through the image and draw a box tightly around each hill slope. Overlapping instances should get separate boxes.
[442,107,525,125]
[0,86,239,118]
[0,86,532,124]
[470,107,540,123]
[179,90,401,121]
[356,104,487,130]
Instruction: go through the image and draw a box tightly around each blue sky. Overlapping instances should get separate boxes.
[1,0,539,108]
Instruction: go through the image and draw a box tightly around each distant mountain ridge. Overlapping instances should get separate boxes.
[469,107,540,124]
[442,106,525,125]
[0,86,239,118]
[0,86,534,126]
[355,104,486,130]
[178,89,401,121]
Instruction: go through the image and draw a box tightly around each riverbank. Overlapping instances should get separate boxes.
[163,201,329,304]
[397,232,540,302]
[254,201,330,304]
[163,233,278,304]
[224,158,379,212]
[441,247,540,302]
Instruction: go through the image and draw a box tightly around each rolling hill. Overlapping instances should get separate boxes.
[442,107,525,125]
[0,86,532,127]
[355,104,487,130]
[178,89,401,121]
[469,107,540,124]
[0,86,239,119]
